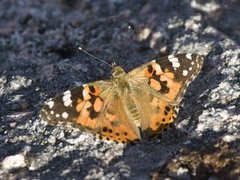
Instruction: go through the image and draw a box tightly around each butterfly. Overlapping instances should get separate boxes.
[40,53,203,143]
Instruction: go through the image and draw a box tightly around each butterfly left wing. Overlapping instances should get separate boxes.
[128,53,203,137]
[40,81,141,143]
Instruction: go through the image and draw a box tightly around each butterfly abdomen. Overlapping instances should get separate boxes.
[128,105,141,125]
[124,97,141,127]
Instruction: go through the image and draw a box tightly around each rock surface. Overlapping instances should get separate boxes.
[0,0,239,179]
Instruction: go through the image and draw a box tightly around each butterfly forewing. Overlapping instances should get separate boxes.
[129,53,203,103]
[41,81,109,126]
[153,53,203,103]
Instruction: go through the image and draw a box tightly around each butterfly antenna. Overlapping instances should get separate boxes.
[78,46,113,68]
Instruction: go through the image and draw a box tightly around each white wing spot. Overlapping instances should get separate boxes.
[168,57,180,70]
[185,81,191,88]
[191,75,196,79]
[56,114,60,118]
[153,63,163,75]
[82,88,88,96]
[191,62,194,65]
[186,53,192,60]
[50,111,54,115]
[63,99,72,107]
[82,88,91,100]
[189,67,192,71]
[64,100,72,107]
[63,90,72,107]
[62,112,69,119]
[183,70,188,76]
[63,90,71,95]
[46,101,54,109]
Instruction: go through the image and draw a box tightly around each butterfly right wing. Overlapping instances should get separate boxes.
[40,81,140,143]
[127,53,203,137]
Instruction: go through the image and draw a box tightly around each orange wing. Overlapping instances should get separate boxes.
[127,53,203,137]
[40,81,141,143]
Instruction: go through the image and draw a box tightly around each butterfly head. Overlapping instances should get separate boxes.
[111,66,126,78]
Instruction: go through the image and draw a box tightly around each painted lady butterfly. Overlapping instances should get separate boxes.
[40,53,203,143]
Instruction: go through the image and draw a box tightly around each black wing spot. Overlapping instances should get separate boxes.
[89,85,96,93]
[164,111,168,116]
[165,106,171,112]
[102,127,108,132]
[159,80,169,94]
[155,122,160,126]
[87,95,101,119]
[148,65,153,73]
